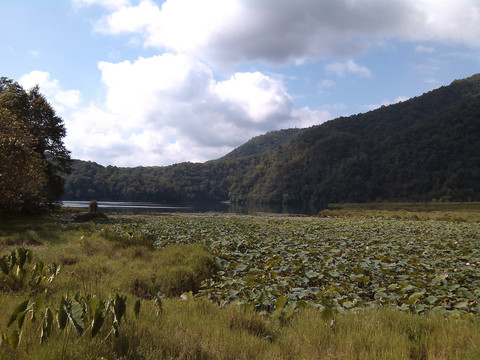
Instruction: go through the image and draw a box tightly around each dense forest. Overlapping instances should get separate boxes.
[64,74,480,210]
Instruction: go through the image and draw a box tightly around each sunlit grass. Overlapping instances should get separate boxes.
[323,202,480,222]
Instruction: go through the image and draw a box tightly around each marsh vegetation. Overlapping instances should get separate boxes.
[1,206,479,359]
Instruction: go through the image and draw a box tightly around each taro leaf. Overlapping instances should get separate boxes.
[8,299,29,328]
[461,290,476,301]
[227,289,239,297]
[402,285,415,293]
[31,261,44,284]
[409,291,425,300]
[9,250,17,271]
[244,290,256,300]
[454,299,469,310]
[134,299,142,319]
[9,329,19,350]
[343,301,355,309]
[47,263,61,282]
[275,296,288,310]
[427,296,438,305]
[235,264,248,271]
[57,299,68,330]
[112,319,120,338]
[40,308,53,344]
[305,270,320,279]
[413,304,425,313]
[31,290,47,322]
[67,300,84,335]
[256,292,270,306]
[307,287,321,295]
[86,296,100,317]
[16,248,31,271]
[91,306,105,338]
[113,294,127,324]
[0,256,9,275]
[282,301,297,319]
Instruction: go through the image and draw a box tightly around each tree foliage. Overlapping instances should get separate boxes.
[0,77,71,212]
[0,109,48,211]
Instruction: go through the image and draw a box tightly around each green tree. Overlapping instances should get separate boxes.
[0,108,48,211]
[0,77,71,208]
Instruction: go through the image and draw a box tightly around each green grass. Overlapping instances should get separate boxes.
[324,202,480,222]
[1,207,480,359]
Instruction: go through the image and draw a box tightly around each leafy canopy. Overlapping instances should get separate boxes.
[0,77,71,212]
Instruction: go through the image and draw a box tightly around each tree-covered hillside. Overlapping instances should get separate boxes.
[64,74,480,209]
[217,128,305,161]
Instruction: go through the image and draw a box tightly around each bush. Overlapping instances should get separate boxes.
[73,211,108,223]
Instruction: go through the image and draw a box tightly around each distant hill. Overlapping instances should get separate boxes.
[63,74,480,210]
[216,128,305,161]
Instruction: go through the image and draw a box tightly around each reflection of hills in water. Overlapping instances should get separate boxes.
[63,200,195,215]
[61,201,316,215]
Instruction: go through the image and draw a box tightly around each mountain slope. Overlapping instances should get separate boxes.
[216,128,305,161]
[237,74,480,206]
[64,74,480,209]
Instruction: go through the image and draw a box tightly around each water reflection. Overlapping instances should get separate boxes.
[62,200,317,215]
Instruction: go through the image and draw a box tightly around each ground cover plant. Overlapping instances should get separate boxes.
[0,208,479,359]
[107,212,480,317]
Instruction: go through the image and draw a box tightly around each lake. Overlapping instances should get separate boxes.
[61,200,317,215]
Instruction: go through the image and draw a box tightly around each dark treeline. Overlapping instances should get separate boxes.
[64,74,480,210]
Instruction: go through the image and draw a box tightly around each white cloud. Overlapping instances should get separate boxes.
[92,0,480,67]
[317,79,335,88]
[19,71,81,112]
[415,45,435,53]
[364,96,410,112]
[290,108,332,128]
[72,0,130,10]
[215,72,293,123]
[61,0,480,166]
[97,0,161,34]
[52,53,321,166]
[405,0,480,47]
[325,60,372,78]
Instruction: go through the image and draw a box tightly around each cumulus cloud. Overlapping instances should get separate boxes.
[94,0,480,67]
[60,0,480,166]
[53,54,327,166]
[19,71,81,112]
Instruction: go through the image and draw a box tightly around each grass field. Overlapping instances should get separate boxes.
[1,205,479,359]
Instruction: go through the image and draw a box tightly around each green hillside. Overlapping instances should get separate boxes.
[216,128,304,161]
[64,74,480,210]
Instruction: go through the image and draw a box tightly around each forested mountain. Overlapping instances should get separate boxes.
[217,128,305,161]
[64,74,480,210]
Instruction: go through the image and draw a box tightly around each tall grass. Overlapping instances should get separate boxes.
[2,299,478,359]
[278,308,480,359]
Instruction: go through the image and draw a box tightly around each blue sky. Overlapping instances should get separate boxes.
[1,0,479,166]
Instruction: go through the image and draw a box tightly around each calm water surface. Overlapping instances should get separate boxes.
[62,200,316,215]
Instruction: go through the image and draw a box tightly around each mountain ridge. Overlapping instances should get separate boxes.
[64,74,480,210]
